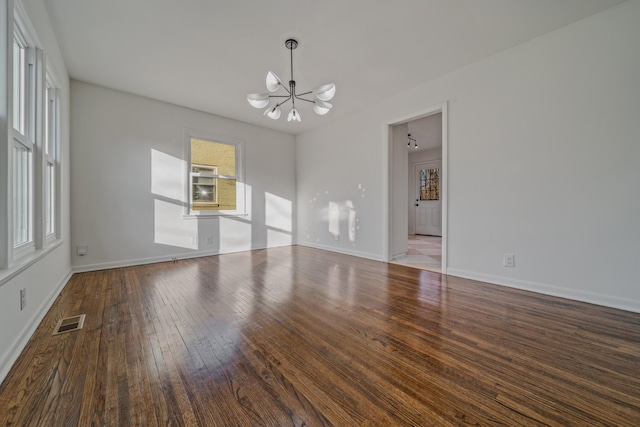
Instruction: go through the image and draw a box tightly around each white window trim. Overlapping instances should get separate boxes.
[183,129,246,218]
[12,138,33,254]
[44,82,59,242]
[10,41,36,260]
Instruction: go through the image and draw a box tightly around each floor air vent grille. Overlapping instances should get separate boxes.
[53,314,86,335]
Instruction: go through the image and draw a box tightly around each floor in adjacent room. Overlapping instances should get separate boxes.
[391,234,442,273]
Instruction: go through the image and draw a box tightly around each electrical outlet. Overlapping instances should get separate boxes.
[20,288,26,310]
[76,245,88,256]
[504,254,515,267]
[206,236,213,245]
[334,235,340,241]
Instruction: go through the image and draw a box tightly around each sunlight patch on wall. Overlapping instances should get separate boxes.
[265,192,292,232]
[346,200,357,242]
[267,229,292,246]
[154,199,197,249]
[151,149,185,202]
[329,201,340,239]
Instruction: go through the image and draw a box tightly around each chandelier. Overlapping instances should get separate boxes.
[247,38,336,122]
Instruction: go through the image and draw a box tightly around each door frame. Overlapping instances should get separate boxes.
[384,102,448,274]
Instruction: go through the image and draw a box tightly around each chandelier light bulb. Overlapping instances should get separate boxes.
[287,106,301,122]
[313,100,332,115]
[247,93,270,109]
[264,105,281,120]
[266,71,284,92]
[313,83,336,101]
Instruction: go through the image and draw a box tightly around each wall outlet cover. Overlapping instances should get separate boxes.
[20,288,26,310]
[504,254,515,267]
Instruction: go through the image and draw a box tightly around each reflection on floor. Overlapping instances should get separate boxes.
[391,234,442,273]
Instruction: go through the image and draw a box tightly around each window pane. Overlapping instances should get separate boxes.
[46,162,55,235]
[13,40,26,133]
[44,88,50,156]
[13,143,31,246]
[216,178,237,210]
[191,139,236,176]
[193,176,216,203]
[419,168,440,201]
[190,139,237,212]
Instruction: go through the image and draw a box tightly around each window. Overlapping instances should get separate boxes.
[1,3,64,271]
[419,168,440,201]
[12,29,36,258]
[187,135,245,215]
[44,83,59,238]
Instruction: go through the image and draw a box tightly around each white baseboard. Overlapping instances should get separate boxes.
[446,268,640,314]
[296,241,385,262]
[393,252,407,260]
[72,243,291,273]
[0,268,73,385]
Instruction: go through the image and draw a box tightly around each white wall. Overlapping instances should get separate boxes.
[71,82,296,271]
[295,110,386,260]
[296,1,640,312]
[0,0,71,382]
[391,125,409,258]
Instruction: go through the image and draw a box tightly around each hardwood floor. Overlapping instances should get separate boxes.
[1,246,639,426]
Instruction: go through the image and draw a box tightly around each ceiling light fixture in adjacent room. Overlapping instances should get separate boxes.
[408,134,418,149]
[247,38,336,123]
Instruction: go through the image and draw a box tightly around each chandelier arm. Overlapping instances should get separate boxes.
[296,90,313,97]
[276,85,291,96]
[269,95,291,98]
[294,96,315,104]
[275,96,292,107]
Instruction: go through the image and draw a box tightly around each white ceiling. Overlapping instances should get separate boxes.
[44,0,627,135]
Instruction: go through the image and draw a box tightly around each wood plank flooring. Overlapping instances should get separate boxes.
[1,246,639,426]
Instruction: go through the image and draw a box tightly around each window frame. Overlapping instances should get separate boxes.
[191,164,219,207]
[11,30,36,260]
[184,130,246,217]
[12,139,33,258]
[44,81,59,242]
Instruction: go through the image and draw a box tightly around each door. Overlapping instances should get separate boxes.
[415,161,442,236]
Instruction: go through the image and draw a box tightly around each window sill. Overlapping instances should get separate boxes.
[0,239,64,288]
[182,212,248,219]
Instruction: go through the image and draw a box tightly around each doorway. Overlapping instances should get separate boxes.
[386,103,448,274]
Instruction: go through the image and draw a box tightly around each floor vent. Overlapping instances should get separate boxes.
[53,314,86,335]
